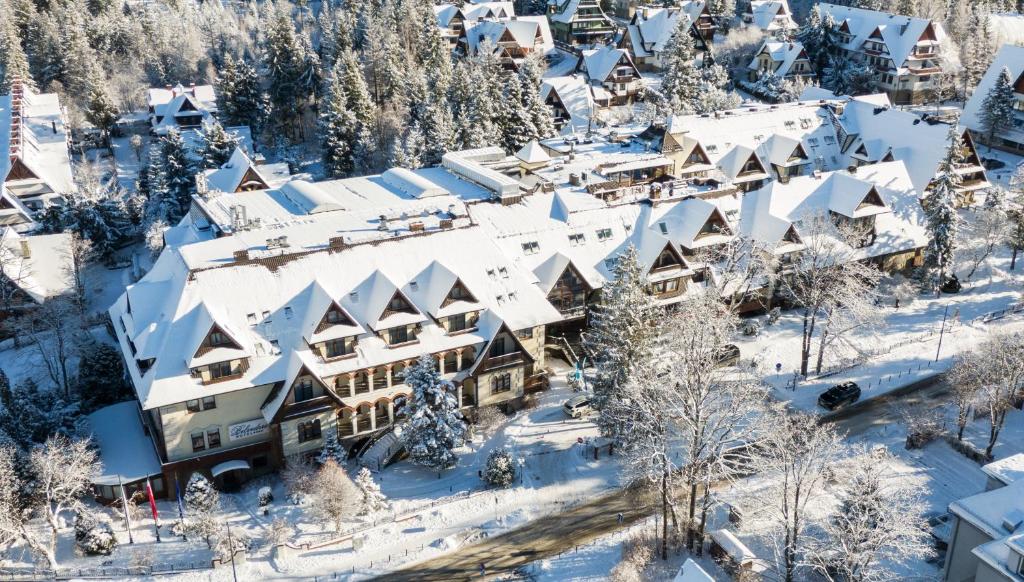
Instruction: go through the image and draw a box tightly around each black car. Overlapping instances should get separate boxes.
[817,382,861,410]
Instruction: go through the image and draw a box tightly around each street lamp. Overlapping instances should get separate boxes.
[517,457,525,486]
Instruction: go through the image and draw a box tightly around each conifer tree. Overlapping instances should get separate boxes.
[400,354,466,471]
[158,128,194,223]
[390,122,425,169]
[583,245,660,438]
[319,71,358,178]
[263,3,312,128]
[797,10,839,72]
[84,82,119,141]
[217,55,272,136]
[659,17,701,113]
[980,67,1015,145]
[420,101,455,166]
[337,49,374,126]
[0,4,32,93]
[518,54,555,141]
[354,467,389,514]
[925,122,964,288]
[499,73,538,152]
[199,124,240,169]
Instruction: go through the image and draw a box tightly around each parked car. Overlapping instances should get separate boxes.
[563,395,593,418]
[715,344,741,367]
[817,382,861,410]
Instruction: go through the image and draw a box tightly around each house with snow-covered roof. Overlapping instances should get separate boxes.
[944,472,1024,582]
[458,15,554,69]
[0,228,74,309]
[816,3,946,105]
[574,45,643,106]
[962,44,1024,155]
[741,0,797,34]
[0,81,75,212]
[541,75,597,135]
[746,40,815,82]
[147,83,218,135]
[197,146,291,195]
[618,3,716,71]
[547,0,616,46]
[435,1,516,47]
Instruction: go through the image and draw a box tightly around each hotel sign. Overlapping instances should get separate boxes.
[228,418,269,442]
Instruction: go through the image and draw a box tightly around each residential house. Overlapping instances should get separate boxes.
[0,228,74,310]
[746,40,815,82]
[547,0,616,46]
[148,84,218,135]
[944,465,1024,582]
[541,75,597,134]
[458,16,554,69]
[619,3,717,71]
[574,45,643,106]
[741,0,798,34]
[435,2,516,48]
[962,44,1024,155]
[816,3,946,105]
[0,81,75,211]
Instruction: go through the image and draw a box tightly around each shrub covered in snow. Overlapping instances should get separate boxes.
[767,307,782,326]
[74,511,117,555]
[282,454,317,505]
[741,320,761,337]
[257,486,273,508]
[610,528,656,582]
[482,448,516,487]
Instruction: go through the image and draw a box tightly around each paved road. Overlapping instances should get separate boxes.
[375,373,951,581]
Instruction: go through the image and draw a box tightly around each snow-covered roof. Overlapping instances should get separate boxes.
[516,140,552,164]
[962,44,1024,146]
[578,46,638,84]
[87,401,163,486]
[462,17,553,57]
[817,3,945,71]
[541,76,596,135]
[983,453,1024,488]
[988,13,1024,47]
[202,147,283,194]
[748,40,809,78]
[674,559,715,582]
[950,478,1024,539]
[624,3,705,57]
[744,0,797,31]
[110,225,561,411]
[0,229,74,303]
[148,84,217,134]
[0,84,75,202]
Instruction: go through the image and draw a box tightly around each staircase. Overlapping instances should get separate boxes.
[358,427,404,472]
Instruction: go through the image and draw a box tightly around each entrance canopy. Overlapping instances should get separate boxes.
[211,459,251,477]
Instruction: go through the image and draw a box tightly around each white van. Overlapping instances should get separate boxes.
[563,395,593,418]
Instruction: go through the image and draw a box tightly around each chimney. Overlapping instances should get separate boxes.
[440,218,454,229]
[847,165,858,174]
[233,249,250,262]
[19,239,30,259]
[377,215,389,231]
[328,236,346,251]
[409,221,425,232]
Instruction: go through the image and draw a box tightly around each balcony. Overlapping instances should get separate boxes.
[480,351,525,372]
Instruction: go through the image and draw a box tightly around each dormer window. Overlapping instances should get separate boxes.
[596,228,612,241]
[387,325,416,345]
[209,331,228,346]
[295,378,315,402]
[569,233,585,246]
[325,309,344,324]
[522,241,540,255]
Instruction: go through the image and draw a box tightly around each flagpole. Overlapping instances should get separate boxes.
[146,478,161,543]
[118,476,134,545]
[175,473,187,541]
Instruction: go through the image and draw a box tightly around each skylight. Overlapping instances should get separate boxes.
[659,222,668,235]
[522,241,540,255]
[596,228,612,241]
[569,233,585,246]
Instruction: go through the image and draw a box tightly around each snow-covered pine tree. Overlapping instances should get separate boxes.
[821,54,874,96]
[199,124,240,170]
[962,5,994,91]
[896,0,920,17]
[797,10,839,72]
[980,67,1015,145]
[77,339,130,411]
[217,55,271,137]
[499,73,538,153]
[400,354,466,470]
[418,16,453,95]
[925,121,964,288]
[658,16,701,114]
[0,5,32,94]
[84,81,119,141]
[518,53,556,140]
[364,12,404,105]
[583,244,660,437]
[319,70,358,178]
[390,122,425,169]
[158,128,193,223]
[317,429,346,465]
[181,472,220,547]
[263,3,310,128]
[694,62,741,113]
[337,48,375,126]
[450,60,500,149]
[354,467,389,514]
[482,448,516,487]
[420,101,455,166]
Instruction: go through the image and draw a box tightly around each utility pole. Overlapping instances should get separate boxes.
[936,305,950,362]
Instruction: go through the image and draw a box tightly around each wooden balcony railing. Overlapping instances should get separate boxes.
[480,352,524,372]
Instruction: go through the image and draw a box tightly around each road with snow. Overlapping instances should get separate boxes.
[375,374,951,581]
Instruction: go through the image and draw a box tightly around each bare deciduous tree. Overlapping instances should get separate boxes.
[20,298,79,398]
[693,235,779,314]
[311,459,359,532]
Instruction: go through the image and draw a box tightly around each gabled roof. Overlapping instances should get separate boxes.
[748,40,809,78]
[578,46,639,83]
[300,280,364,345]
[826,173,889,218]
[204,147,271,193]
[540,76,596,135]
[260,350,339,423]
[0,86,75,198]
[347,270,427,331]
[407,260,484,318]
[717,145,767,181]
[962,44,1024,141]
[817,3,945,70]
[0,229,74,303]
[186,302,250,368]
[533,252,577,294]
[745,0,797,31]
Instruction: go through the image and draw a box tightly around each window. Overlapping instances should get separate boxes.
[294,378,315,402]
[209,331,227,346]
[206,429,221,449]
[807,138,819,146]
[284,306,293,319]
[202,396,216,410]
[448,313,468,332]
[824,135,836,145]
[186,399,201,413]
[596,228,612,241]
[388,326,412,345]
[569,233,585,246]
[209,360,235,379]
[521,241,540,255]
[191,432,206,452]
[297,419,322,443]
[516,328,534,339]
[269,340,281,355]
[325,309,343,324]
[247,313,257,325]
[325,338,351,358]
[499,267,509,279]
[491,373,512,393]
[658,222,668,235]
[261,310,271,320]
